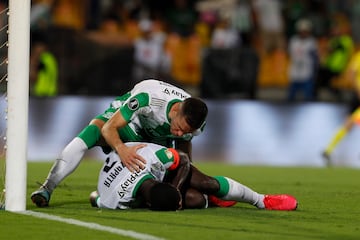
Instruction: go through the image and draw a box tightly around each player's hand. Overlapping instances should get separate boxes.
[117,144,147,173]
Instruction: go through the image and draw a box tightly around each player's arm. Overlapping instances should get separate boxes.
[174,139,192,161]
[101,109,146,172]
[169,150,191,190]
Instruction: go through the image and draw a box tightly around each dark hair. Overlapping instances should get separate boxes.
[181,97,208,130]
[149,183,181,211]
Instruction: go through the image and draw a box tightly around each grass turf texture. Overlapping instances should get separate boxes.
[1,161,360,240]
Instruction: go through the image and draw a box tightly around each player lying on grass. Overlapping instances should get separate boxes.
[89,142,298,211]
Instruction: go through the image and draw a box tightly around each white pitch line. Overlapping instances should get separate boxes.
[20,210,165,240]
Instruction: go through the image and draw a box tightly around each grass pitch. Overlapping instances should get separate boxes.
[1,161,360,240]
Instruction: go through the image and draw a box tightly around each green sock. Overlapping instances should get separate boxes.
[77,124,101,148]
[214,176,264,208]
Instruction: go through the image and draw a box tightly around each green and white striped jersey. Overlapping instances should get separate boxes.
[97,142,178,209]
[99,80,200,146]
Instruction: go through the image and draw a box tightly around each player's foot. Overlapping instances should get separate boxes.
[89,191,99,208]
[31,187,51,207]
[208,195,237,207]
[322,151,332,167]
[263,194,298,211]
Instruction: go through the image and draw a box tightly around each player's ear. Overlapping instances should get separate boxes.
[193,121,206,136]
[172,102,182,113]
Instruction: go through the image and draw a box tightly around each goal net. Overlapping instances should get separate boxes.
[0,0,9,210]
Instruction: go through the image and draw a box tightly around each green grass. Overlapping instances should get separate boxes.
[1,161,360,240]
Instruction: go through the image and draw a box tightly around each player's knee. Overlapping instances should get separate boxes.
[196,177,220,194]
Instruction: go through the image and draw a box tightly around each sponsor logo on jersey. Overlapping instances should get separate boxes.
[163,88,188,99]
[128,98,139,111]
[163,88,170,95]
[117,170,142,198]
[102,112,114,120]
[111,100,123,109]
[103,165,124,188]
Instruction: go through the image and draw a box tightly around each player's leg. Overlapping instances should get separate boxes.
[46,119,105,191]
[302,78,315,101]
[287,82,298,102]
[31,118,105,207]
[322,108,360,165]
[188,166,260,207]
[189,166,297,210]
[202,175,264,208]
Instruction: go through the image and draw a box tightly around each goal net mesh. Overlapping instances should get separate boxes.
[0,2,8,209]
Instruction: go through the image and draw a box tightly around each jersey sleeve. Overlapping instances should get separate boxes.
[155,147,179,170]
[119,92,150,122]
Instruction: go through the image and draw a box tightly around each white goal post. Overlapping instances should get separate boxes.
[5,0,30,211]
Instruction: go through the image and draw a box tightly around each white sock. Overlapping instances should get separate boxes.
[43,137,88,192]
[203,194,209,209]
[222,177,265,209]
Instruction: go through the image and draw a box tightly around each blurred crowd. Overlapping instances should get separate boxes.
[1,0,360,102]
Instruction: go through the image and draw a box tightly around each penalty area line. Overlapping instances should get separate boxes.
[20,210,165,240]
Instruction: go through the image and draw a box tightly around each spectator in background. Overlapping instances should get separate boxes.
[163,0,202,87]
[322,47,360,166]
[287,19,319,102]
[30,0,54,31]
[201,31,259,99]
[283,0,307,39]
[314,23,354,100]
[165,0,198,38]
[51,0,86,30]
[132,19,171,84]
[350,0,360,46]
[29,32,58,97]
[210,12,240,49]
[86,12,132,46]
[307,0,330,38]
[252,0,285,55]
[231,0,253,37]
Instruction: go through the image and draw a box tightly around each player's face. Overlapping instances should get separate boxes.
[170,115,192,136]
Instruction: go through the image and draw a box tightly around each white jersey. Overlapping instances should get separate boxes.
[97,142,179,209]
[110,80,197,145]
[134,35,167,70]
[288,36,318,81]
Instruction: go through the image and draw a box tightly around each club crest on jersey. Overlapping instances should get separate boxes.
[128,98,139,110]
[165,149,173,159]
[151,162,164,172]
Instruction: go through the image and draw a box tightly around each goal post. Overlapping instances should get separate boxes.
[5,0,31,211]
